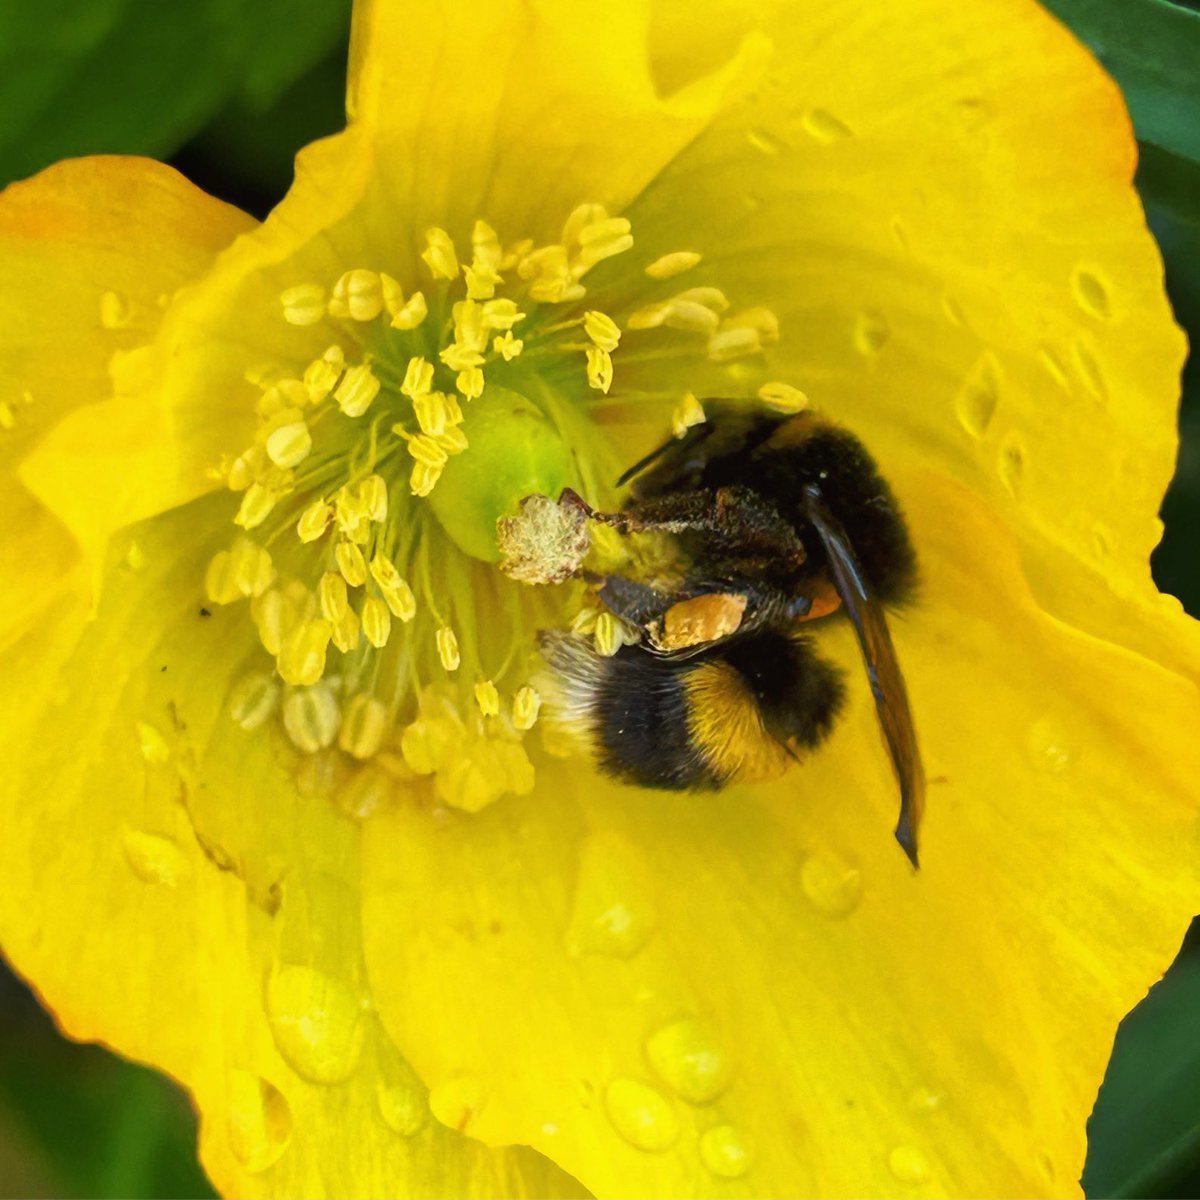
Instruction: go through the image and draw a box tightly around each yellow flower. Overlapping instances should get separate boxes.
[1,0,1198,1196]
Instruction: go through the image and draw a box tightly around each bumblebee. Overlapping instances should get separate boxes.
[537,401,925,866]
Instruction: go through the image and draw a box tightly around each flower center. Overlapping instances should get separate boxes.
[204,203,796,813]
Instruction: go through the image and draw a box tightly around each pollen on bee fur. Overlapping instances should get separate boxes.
[202,197,780,815]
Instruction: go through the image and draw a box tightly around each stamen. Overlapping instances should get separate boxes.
[401,357,435,400]
[586,347,614,393]
[474,680,501,717]
[493,332,523,360]
[390,291,428,330]
[335,363,381,417]
[436,626,461,672]
[280,283,327,326]
[339,695,389,760]
[672,392,707,437]
[758,381,809,413]
[362,597,392,648]
[282,682,340,752]
[329,269,384,322]
[278,618,333,687]
[336,542,369,587]
[456,366,485,399]
[645,251,702,280]
[583,311,621,353]
[513,685,541,731]
[422,228,460,280]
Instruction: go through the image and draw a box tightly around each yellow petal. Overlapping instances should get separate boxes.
[362,474,1200,1195]
[0,501,586,1198]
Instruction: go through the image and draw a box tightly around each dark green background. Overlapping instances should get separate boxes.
[0,1,1197,1195]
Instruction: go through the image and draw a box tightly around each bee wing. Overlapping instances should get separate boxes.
[615,421,714,488]
[802,485,924,868]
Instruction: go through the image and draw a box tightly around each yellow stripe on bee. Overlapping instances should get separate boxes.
[682,661,791,784]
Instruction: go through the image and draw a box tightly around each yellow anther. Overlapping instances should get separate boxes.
[481,298,525,330]
[100,290,132,330]
[440,342,484,371]
[235,483,276,530]
[673,286,730,314]
[339,694,389,760]
[282,682,341,753]
[758,381,809,413]
[562,203,608,248]
[369,552,403,591]
[410,461,443,497]
[451,299,488,352]
[672,392,707,437]
[329,269,384,321]
[334,483,372,543]
[359,474,389,522]
[500,237,534,270]
[645,250,702,280]
[493,332,524,360]
[627,302,669,331]
[204,550,242,605]
[230,537,275,597]
[265,418,312,468]
[304,345,344,402]
[586,347,613,393]
[413,392,448,436]
[280,283,327,326]
[570,606,600,635]
[336,540,369,587]
[471,219,502,270]
[443,392,464,425]
[583,310,621,352]
[722,306,780,342]
[407,433,449,467]
[400,714,461,775]
[518,243,567,281]
[225,445,265,491]
[277,618,333,687]
[436,626,461,672]
[382,579,417,623]
[331,605,361,653]
[707,326,762,362]
[390,291,428,330]
[335,362,381,417]
[401,356,435,399]
[362,595,392,648]
[662,299,722,335]
[421,227,459,279]
[252,585,310,657]
[434,425,468,455]
[574,217,634,271]
[594,611,638,657]
[512,685,542,731]
[257,380,307,418]
[380,272,405,317]
[464,265,501,300]
[318,571,349,622]
[456,366,484,399]
[296,499,334,543]
[474,680,501,717]
[228,672,279,731]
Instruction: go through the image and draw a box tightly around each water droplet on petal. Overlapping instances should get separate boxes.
[853,311,890,357]
[1072,339,1107,401]
[998,433,1026,497]
[645,1018,730,1103]
[121,828,186,887]
[1071,267,1111,320]
[1025,717,1073,773]
[801,108,853,143]
[888,1144,932,1184]
[567,833,657,958]
[429,1074,486,1132]
[604,1078,678,1151]
[955,353,1000,438]
[226,1071,292,1172]
[265,965,365,1085]
[800,851,863,918]
[700,1124,753,1178]
[377,1078,427,1137]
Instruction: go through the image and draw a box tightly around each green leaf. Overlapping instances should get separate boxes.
[1083,948,1200,1197]
[1041,0,1200,161]
[0,0,350,189]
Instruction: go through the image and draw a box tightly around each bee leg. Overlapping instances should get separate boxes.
[559,486,726,536]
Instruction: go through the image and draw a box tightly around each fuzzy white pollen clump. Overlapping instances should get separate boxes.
[497,492,591,585]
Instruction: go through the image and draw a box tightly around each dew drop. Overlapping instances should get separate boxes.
[998,433,1026,498]
[1073,339,1107,400]
[1025,717,1073,774]
[377,1078,427,1137]
[801,108,853,143]
[746,127,787,156]
[889,1144,932,1184]
[121,828,186,887]
[567,834,657,958]
[645,1018,730,1104]
[135,719,171,764]
[226,1071,292,1173]
[264,964,365,1085]
[604,1078,678,1151]
[1071,267,1111,320]
[99,290,132,330]
[853,310,890,357]
[954,353,1000,438]
[700,1124,753,1179]
[429,1074,486,1132]
[800,851,863,918]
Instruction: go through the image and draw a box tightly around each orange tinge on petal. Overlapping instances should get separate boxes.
[1,2,1199,1199]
